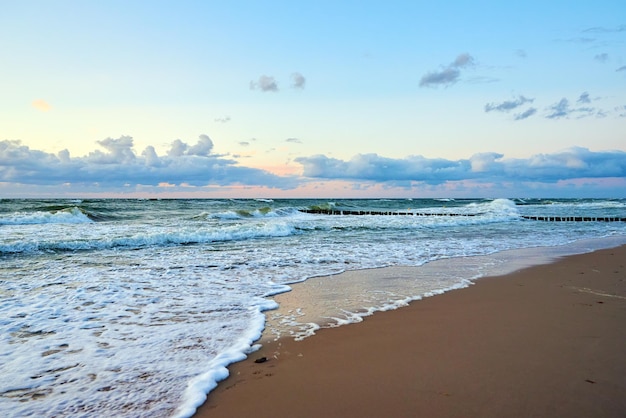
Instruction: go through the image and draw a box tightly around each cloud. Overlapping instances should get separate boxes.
[515,49,527,58]
[485,95,534,113]
[0,136,296,189]
[452,53,474,68]
[3,140,625,197]
[617,65,626,72]
[469,152,504,172]
[214,116,231,123]
[187,134,214,156]
[89,136,136,163]
[546,98,571,119]
[167,139,188,157]
[577,92,591,104]
[485,96,536,121]
[583,24,626,33]
[514,108,537,120]
[291,72,306,89]
[285,137,302,144]
[594,53,609,62]
[545,94,605,119]
[250,75,278,92]
[465,76,500,84]
[559,37,596,44]
[32,99,52,112]
[294,147,626,184]
[165,134,213,158]
[419,68,461,87]
[419,53,475,88]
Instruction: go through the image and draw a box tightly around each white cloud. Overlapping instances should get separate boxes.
[167,139,189,157]
[470,153,503,172]
[291,72,306,89]
[187,134,213,156]
[141,146,160,167]
[295,148,626,184]
[0,136,296,190]
[2,139,625,197]
[250,75,278,92]
[89,136,136,164]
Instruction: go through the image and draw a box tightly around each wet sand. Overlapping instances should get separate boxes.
[194,246,626,418]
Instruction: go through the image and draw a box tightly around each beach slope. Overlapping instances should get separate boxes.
[194,246,626,418]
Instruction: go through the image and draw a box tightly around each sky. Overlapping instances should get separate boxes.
[1,0,625,198]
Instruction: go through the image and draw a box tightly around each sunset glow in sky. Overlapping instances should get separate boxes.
[1,1,625,197]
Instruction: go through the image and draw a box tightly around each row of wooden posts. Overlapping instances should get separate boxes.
[299,209,626,222]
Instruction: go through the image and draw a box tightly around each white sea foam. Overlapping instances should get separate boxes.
[0,207,92,225]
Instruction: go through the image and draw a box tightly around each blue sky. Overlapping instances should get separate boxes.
[1,1,625,197]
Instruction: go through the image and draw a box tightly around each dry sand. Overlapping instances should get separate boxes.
[194,246,626,418]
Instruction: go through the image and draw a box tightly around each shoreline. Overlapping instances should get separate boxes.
[193,245,626,418]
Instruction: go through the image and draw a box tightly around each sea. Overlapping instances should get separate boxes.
[1,198,625,417]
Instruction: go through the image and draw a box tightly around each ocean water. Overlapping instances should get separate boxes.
[1,198,625,417]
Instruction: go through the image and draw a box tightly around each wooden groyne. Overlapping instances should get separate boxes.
[520,216,626,222]
[300,209,476,216]
[299,209,626,222]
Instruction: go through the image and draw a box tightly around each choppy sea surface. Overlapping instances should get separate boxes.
[1,198,625,417]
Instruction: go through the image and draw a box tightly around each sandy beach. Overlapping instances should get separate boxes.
[194,246,626,418]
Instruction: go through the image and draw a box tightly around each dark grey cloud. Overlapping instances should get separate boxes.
[594,53,609,62]
[545,94,604,119]
[485,95,534,113]
[485,96,536,121]
[452,53,474,68]
[0,136,296,189]
[419,53,475,87]
[419,68,461,87]
[291,72,306,89]
[546,98,571,119]
[294,147,626,184]
[617,65,626,72]
[250,75,279,92]
[286,137,302,144]
[514,107,537,120]
[577,92,591,104]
